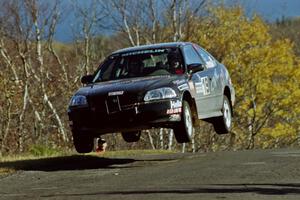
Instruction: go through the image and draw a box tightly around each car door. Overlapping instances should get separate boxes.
[182,44,215,119]
[194,46,223,116]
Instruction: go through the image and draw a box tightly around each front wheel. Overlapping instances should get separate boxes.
[213,95,232,134]
[121,131,141,143]
[174,100,194,143]
[72,131,94,153]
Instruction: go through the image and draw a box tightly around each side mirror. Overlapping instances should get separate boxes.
[81,75,94,84]
[187,63,204,74]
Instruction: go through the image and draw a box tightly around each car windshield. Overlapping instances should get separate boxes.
[93,48,184,82]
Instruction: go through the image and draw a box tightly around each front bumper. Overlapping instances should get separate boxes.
[68,98,182,135]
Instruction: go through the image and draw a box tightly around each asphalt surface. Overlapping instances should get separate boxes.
[0,148,300,200]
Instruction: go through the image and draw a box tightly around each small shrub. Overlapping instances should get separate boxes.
[29,145,62,157]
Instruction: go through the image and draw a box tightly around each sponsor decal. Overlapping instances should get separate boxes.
[202,77,210,95]
[108,91,124,96]
[210,69,218,92]
[134,106,139,114]
[167,107,182,114]
[122,49,166,56]
[178,83,189,91]
[195,76,210,95]
[188,81,195,91]
[173,79,186,85]
[195,82,204,94]
[170,100,182,109]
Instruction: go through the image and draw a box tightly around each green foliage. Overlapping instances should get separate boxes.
[29,145,62,157]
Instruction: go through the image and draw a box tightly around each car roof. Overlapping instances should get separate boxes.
[112,42,192,55]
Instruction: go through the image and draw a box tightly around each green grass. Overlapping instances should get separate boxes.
[0,168,15,176]
[29,145,66,157]
[0,149,176,176]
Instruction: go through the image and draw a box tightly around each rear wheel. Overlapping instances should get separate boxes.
[121,131,141,142]
[174,100,194,143]
[72,131,94,153]
[213,95,232,134]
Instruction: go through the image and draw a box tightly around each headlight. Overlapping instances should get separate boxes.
[69,95,88,107]
[144,87,177,101]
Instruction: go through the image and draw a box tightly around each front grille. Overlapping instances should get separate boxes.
[105,95,121,113]
[88,93,142,113]
[118,92,141,107]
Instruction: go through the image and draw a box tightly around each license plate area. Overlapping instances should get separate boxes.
[105,96,121,114]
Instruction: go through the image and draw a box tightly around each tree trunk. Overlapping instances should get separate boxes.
[1,98,12,154]
[172,0,178,42]
[191,129,195,153]
[168,129,174,150]
[147,130,156,150]
[0,39,19,83]
[181,143,186,153]
[33,9,68,142]
[159,128,164,149]
[149,0,156,43]
[17,83,29,152]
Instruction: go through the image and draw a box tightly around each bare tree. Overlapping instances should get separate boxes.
[71,0,107,75]
[0,0,72,153]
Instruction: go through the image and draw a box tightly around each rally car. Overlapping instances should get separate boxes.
[68,42,235,153]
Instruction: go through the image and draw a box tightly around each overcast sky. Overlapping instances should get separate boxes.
[55,0,300,42]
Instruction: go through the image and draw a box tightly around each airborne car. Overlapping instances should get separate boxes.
[68,42,235,153]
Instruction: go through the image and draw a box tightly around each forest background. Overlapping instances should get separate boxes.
[0,0,300,156]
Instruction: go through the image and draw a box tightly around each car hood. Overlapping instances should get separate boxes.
[76,75,184,98]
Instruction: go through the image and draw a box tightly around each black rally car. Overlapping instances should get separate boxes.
[68,42,235,153]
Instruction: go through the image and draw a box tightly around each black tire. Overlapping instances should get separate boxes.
[213,95,232,134]
[121,131,141,143]
[174,100,194,143]
[72,131,94,153]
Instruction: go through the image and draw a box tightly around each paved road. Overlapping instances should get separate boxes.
[1,148,300,199]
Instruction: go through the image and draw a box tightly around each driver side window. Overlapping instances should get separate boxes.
[183,45,203,65]
[195,47,217,68]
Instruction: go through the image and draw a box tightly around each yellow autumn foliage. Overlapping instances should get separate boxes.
[190,6,300,147]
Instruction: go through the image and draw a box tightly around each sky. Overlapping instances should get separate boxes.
[229,0,300,21]
[55,0,300,42]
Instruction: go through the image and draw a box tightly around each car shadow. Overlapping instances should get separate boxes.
[0,155,136,172]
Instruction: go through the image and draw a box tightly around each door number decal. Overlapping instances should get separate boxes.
[195,76,210,95]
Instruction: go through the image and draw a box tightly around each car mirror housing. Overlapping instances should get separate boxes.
[81,75,94,84]
[187,63,204,74]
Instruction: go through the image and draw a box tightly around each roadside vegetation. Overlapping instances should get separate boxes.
[0,149,175,176]
[0,0,299,156]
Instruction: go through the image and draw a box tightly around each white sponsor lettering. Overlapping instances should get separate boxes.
[178,83,189,91]
[170,100,182,109]
[122,49,165,56]
[195,76,210,95]
[108,91,124,96]
[167,107,182,114]
[173,80,186,85]
[201,77,210,95]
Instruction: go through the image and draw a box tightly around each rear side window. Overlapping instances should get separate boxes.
[183,45,203,65]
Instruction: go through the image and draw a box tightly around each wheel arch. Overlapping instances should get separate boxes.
[223,86,233,115]
[181,91,198,123]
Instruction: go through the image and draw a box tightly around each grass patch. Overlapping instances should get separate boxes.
[29,145,64,157]
[0,149,177,175]
[0,168,15,176]
[0,149,175,162]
